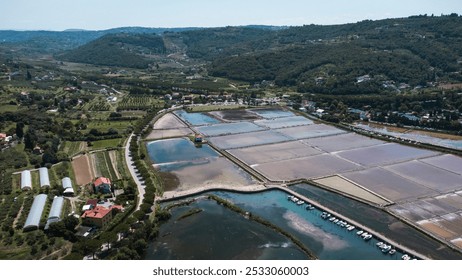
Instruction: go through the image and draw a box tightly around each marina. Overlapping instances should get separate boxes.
[152,189,420,260]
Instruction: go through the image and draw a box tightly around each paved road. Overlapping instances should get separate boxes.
[124,133,145,211]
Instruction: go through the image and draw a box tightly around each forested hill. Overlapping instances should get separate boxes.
[56,33,166,68]
[203,15,462,93]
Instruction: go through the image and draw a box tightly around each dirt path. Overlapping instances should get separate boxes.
[88,153,99,178]
[108,150,121,179]
[12,204,24,229]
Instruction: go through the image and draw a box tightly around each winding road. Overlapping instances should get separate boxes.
[124,133,145,211]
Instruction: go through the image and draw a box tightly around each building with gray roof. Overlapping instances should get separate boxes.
[23,194,47,231]
[39,167,50,188]
[21,170,32,191]
[62,177,74,196]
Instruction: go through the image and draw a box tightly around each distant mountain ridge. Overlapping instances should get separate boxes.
[2,15,462,94]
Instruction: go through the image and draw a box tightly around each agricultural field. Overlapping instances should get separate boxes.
[88,138,123,151]
[117,95,164,111]
[60,141,86,157]
[82,120,133,134]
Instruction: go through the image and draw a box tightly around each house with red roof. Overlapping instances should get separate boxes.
[81,206,113,228]
[81,204,124,228]
[93,177,112,194]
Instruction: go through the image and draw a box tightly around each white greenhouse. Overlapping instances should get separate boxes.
[39,167,50,188]
[23,194,47,231]
[21,170,32,191]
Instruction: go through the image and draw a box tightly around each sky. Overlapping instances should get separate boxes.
[1,0,461,31]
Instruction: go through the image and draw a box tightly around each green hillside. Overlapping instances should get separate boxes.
[57,33,166,68]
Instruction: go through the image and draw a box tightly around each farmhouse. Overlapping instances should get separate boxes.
[23,194,47,231]
[21,170,32,191]
[81,206,112,228]
[93,176,112,194]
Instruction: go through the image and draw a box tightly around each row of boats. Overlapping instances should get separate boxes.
[287,194,417,260]
[288,195,316,210]
[376,241,396,255]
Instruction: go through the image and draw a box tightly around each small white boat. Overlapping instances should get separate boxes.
[361,232,369,237]
[329,217,336,222]
[347,225,355,231]
[401,254,410,260]
[363,234,372,241]
[297,200,305,205]
[381,245,391,253]
[376,242,383,247]
[389,249,396,255]
[356,230,364,235]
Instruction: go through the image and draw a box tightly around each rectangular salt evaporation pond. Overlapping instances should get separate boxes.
[254,154,359,181]
[208,130,292,149]
[254,116,314,129]
[146,128,193,140]
[335,143,438,167]
[147,138,219,164]
[385,160,462,193]
[250,108,295,119]
[208,109,261,121]
[196,121,265,137]
[303,133,384,153]
[228,141,322,165]
[174,110,221,126]
[153,113,187,129]
[166,157,257,190]
[341,167,437,202]
[275,124,346,140]
[420,154,462,175]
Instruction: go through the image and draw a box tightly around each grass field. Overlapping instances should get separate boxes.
[82,120,134,134]
[60,141,85,157]
[88,138,123,150]
[0,104,21,112]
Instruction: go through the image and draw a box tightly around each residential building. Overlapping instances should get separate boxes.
[93,177,112,194]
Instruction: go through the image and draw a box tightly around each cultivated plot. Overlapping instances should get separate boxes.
[254,154,359,181]
[303,133,384,153]
[276,124,346,140]
[342,167,436,202]
[420,154,462,175]
[228,141,322,165]
[254,116,314,129]
[208,130,292,149]
[196,121,265,137]
[385,160,462,193]
[153,113,187,129]
[335,143,438,167]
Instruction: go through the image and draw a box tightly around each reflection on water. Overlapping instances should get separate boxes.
[148,189,417,260]
[147,138,218,165]
[146,198,308,260]
[175,110,221,126]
